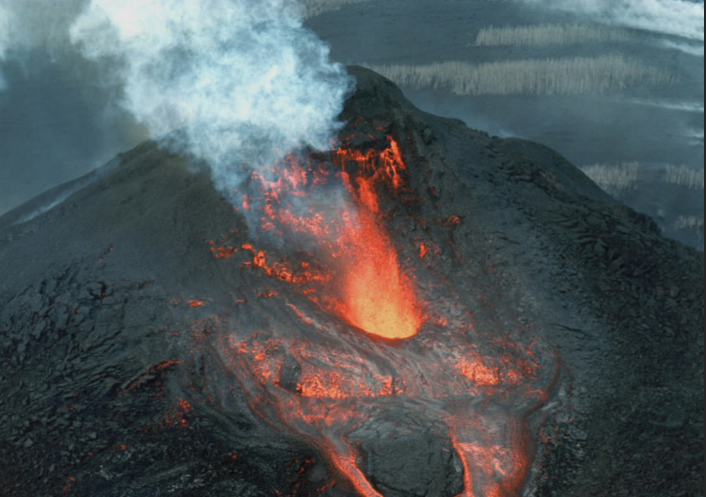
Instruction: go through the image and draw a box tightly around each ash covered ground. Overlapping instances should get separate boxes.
[0,68,703,496]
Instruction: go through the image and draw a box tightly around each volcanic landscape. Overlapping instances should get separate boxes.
[0,67,703,496]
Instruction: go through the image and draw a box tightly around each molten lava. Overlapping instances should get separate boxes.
[209,133,559,497]
[242,137,422,340]
[332,141,421,339]
[334,206,421,340]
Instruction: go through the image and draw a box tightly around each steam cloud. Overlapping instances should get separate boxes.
[519,0,704,42]
[68,0,352,194]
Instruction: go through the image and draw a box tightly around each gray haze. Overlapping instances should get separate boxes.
[0,0,147,215]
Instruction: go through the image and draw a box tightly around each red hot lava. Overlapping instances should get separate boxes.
[332,142,422,340]
[212,135,558,497]
[243,137,422,340]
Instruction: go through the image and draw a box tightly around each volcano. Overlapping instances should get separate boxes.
[0,67,703,497]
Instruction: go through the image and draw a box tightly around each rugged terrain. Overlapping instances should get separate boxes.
[0,67,703,496]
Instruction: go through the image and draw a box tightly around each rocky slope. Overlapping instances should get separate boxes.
[0,67,702,497]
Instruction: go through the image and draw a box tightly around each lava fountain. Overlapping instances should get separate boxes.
[211,131,560,496]
[241,136,422,340]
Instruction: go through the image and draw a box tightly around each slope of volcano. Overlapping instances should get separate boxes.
[0,67,702,497]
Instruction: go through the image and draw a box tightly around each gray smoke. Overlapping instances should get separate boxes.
[68,0,353,194]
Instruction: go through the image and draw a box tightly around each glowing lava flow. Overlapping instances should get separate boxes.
[333,199,421,340]
[243,137,422,340]
[332,141,422,339]
[211,135,559,497]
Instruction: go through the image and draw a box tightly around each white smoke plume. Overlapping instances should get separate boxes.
[68,0,353,193]
[520,0,704,42]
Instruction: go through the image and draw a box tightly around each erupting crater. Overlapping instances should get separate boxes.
[240,136,423,340]
[210,128,560,496]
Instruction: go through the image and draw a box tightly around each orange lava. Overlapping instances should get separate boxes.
[223,315,545,497]
[242,137,423,339]
[330,140,421,339]
[450,420,532,497]
[334,207,421,340]
[325,444,384,497]
[212,134,557,497]
[457,356,502,387]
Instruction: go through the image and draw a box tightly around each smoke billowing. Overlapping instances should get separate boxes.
[0,0,352,212]
[69,0,352,194]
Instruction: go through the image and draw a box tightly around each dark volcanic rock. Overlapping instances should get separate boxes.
[359,427,464,497]
[0,67,703,497]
